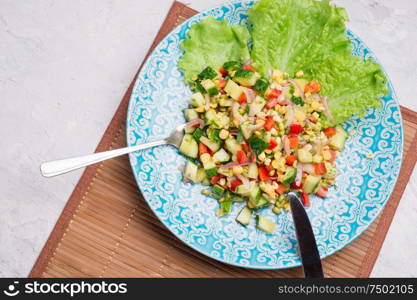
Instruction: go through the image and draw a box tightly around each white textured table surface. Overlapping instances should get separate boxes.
[1,0,416,277]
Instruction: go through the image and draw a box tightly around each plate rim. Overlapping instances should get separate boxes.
[126,0,404,270]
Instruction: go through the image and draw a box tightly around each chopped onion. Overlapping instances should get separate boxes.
[220,161,252,168]
[242,58,253,67]
[286,103,294,124]
[283,135,291,155]
[302,163,315,174]
[233,102,246,123]
[185,118,204,130]
[242,87,256,104]
[289,78,306,102]
[204,94,211,111]
[247,123,264,131]
[295,162,303,187]
[321,96,334,121]
[303,144,313,151]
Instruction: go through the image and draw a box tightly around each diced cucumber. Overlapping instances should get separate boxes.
[223,61,240,72]
[205,167,218,177]
[236,184,251,196]
[312,154,323,163]
[249,96,266,116]
[184,126,195,134]
[207,128,221,143]
[240,122,252,140]
[196,168,207,183]
[248,186,261,208]
[218,98,233,107]
[302,175,321,194]
[201,79,219,96]
[297,148,313,163]
[323,162,337,179]
[225,191,244,202]
[200,136,221,152]
[236,207,252,226]
[198,66,218,80]
[212,185,225,197]
[282,167,296,184]
[217,167,233,177]
[329,125,348,150]
[190,92,205,107]
[184,160,198,183]
[233,69,260,87]
[183,108,199,121]
[213,148,230,163]
[220,200,232,215]
[224,137,242,155]
[205,109,219,127]
[224,79,243,100]
[192,128,203,142]
[256,215,275,234]
[255,197,269,209]
[247,163,259,179]
[179,134,198,158]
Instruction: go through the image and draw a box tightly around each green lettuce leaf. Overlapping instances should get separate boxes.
[178,17,250,82]
[248,0,351,76]
[306,55,388,126]
[248,0,388,126]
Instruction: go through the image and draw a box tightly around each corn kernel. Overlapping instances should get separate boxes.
[233,118,240,126]
[272,69,284,81]
[273,207,281,214]
[200,153,211,164]
[256,119,265,125]
[366,153,374,159]
[232,166,243,175]
[195,106,205,113]
[294,110,306,122]
[271,159,279,169]
[274,152,281,160]
[219,129,229,140]
[258,152,266,162]
[311,101,321,110]
[322,150,331,161]
[255,131,262,137]
[284,203,290,211]
[268,170,275,176]
[296,70,304,78]
[265,149,272,154]
[210,103,218,108]
[201,189,211,195]
[192,75,198,81]
[219,178,226,186]
[265,158,271,165]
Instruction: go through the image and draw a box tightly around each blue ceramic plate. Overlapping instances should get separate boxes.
[126,0,403,269]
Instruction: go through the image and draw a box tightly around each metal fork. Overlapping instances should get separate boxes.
[40,124,186,177]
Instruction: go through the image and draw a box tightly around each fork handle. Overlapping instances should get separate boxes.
[40,140,167,177]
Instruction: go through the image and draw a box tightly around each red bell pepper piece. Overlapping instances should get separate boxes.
[288,136,299,148]
[276,183,288,195]
[264,116,275,131]
[314,162,327,175]
[238,93,247,104]
[258,166,270,181]
[236,150,247,164]
[288,124,304,135]
[315,186,329,198]
[243,65,256,72]
[301,192,310,206]
[268,139,278,150]
[267,89,282,101]
[199,143,212,156]
[286,155,297,166]
[230,179,243,192]
[323,127,337,137]
[219,68,228,77]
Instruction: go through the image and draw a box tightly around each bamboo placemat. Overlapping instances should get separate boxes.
[30,1,417,278]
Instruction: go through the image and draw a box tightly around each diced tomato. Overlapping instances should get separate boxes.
[289,124,304,135]
[217,79,227,89]
[276,183,288,195]
[286,155,297,166]
[292,181,303,190]
[264,116,275,131]
[328,149,337,162]
[238,93,247,104]
[243,65,256,72]
[236,150,247,164]
[265,98,279,109]
[199,143,212,156]
[267,89,282,101]
[288,136,299,148]
[210,174,224,185]
[301,192,310,206]
[304,80,321,93]
[316,186,329,198]
[266,164,274,172]
[241,142,250,153]
[258,166,270,181]
[230,179,243,192]
[219,68,228,77]
[323,127,337,137]
[314,162,327,175]
[268,139,278,150]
